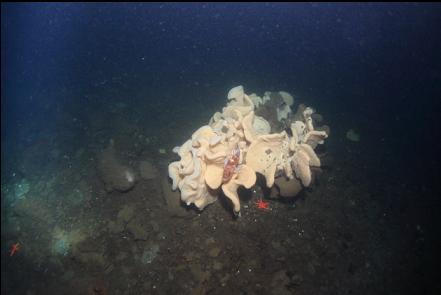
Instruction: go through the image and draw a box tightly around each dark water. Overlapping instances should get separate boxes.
[1,3,440,295]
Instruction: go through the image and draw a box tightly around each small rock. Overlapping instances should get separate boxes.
[271,240,285,252]
[127,217,149,240]
[139,160,158,180]
[150,221,160,232]
[307,262,316,275]
[270,270,291,295]
[208,247,221,257]
[213,261,223,270]
[161,179,190,217]
[292,274,303,285]
[140,244,159,264]
[205,237,215,245]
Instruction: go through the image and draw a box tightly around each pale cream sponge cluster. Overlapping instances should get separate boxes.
[168,86,328,214]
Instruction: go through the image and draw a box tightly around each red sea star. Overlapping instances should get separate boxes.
[9,242,20,256]
[255,199,270,210]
